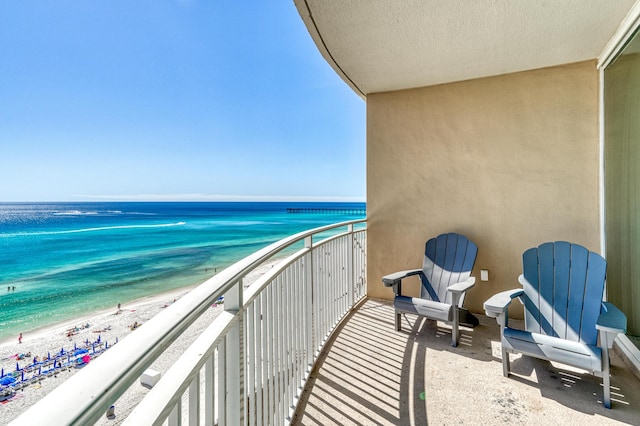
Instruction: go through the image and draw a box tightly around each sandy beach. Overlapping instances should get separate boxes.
[0,260,279,425]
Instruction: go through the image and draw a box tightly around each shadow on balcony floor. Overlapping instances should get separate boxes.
[292,299,640,425]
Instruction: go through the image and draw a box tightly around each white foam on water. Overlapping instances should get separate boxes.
[0,222,187,238]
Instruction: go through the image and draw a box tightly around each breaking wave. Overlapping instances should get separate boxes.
[1,222,187,237]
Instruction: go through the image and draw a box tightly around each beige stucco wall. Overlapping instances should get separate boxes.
[367,61,601,317]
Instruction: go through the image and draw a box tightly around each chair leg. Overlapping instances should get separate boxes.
[602,345,612,409]
[451,307,460,347]
[395,311,401,331]
[502,345,510,377]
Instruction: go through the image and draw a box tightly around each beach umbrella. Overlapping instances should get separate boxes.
[82,355,90,364]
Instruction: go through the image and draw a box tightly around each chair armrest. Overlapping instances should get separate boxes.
[447,277,476,295]
[483,289,524,318]
[596,302,627,334]
[381,268,422,287]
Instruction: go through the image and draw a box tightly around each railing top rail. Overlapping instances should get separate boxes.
[11,218,366,426]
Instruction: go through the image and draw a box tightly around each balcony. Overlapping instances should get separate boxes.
[10,219,640,425]
[292,300,640,425]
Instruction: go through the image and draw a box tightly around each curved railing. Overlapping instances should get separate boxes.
[11,219,367,425]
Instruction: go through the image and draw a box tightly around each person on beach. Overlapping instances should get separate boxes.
[18,333,22,344]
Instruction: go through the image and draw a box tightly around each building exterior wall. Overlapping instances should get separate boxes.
[366,61,600,317]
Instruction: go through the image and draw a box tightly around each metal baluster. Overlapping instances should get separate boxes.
[168,400,181,426]
[218,338,226,426]
[188,373,199,425]
[205,352,215,426]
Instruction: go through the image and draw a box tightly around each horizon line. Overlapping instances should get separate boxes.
[1,194,367,203]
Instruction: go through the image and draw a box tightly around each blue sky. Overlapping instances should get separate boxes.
[0,1,365,202]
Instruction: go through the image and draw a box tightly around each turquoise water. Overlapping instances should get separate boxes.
[0,202,365,342]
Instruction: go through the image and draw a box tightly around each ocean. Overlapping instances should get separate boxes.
[0,202,365,342]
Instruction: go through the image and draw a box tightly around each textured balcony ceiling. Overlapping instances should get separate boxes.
[295,0,637,97]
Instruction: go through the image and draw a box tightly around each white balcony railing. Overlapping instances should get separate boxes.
[11,219,367,425]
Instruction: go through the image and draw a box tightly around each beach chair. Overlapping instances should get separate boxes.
[382,232,478,346]
[0,388,15,402]
[484,241,627,408]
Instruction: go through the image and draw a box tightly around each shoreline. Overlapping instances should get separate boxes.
[0,258,281,424]
[0,283,200,349]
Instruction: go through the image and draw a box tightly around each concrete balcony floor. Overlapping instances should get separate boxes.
[292,299,640,425]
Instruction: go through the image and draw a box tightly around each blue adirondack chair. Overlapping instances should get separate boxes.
[484,241,627,408]
[382,232,478,347]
